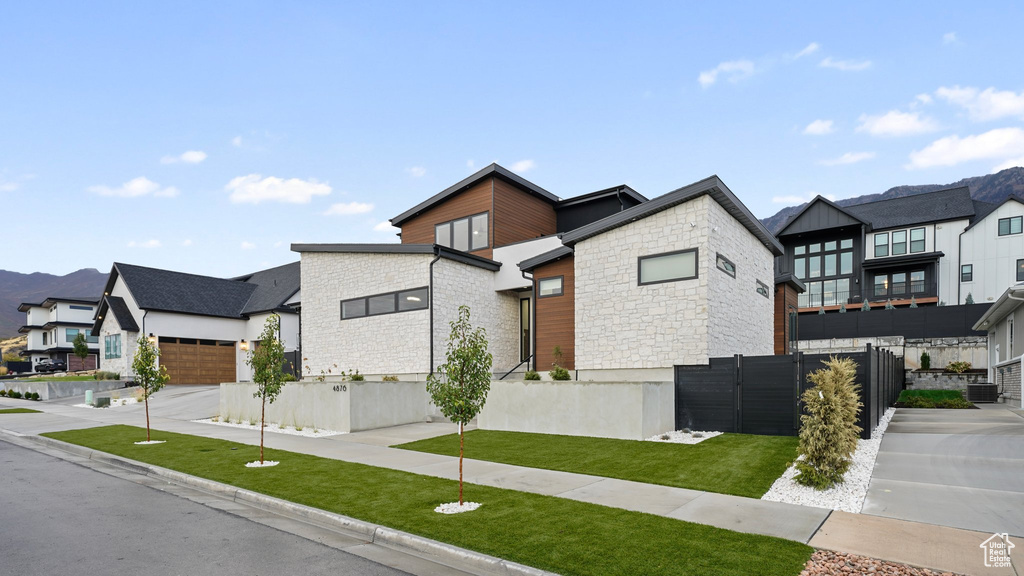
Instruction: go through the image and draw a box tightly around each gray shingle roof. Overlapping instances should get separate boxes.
[234,261,301,314]
[844,186,975,230]
[115,263,258,318]
[104,295,139,332]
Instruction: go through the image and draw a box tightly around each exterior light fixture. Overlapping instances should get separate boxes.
[147,333,157,344]
[239,339,249,351]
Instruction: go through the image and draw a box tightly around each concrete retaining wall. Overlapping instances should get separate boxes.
[798,336,988,370]
[905,370,987,391]
[219,381,430,433]
[477,380,675,440]
[2,379,128,401]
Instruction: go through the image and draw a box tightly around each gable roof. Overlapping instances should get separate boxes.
[390,163,560,227]
[101,295,140,332]
[777,195,867,237]
[845,186,975,230]
[963,195,1024,232]
[560,175,784,256]
[232,261,301,314]
[519,246,574,272]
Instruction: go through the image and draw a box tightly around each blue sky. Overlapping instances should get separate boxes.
[4,2,1024,277]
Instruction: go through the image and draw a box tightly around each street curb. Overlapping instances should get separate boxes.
[16,432,558,576]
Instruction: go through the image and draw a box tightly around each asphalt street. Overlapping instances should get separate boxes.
[0,439,413,576]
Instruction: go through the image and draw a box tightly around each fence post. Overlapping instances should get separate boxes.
[735,354,743,434]
[793,350,802,433]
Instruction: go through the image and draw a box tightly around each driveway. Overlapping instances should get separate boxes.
[863,405,1024,537]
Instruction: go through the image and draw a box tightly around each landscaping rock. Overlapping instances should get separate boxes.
[801,550,963,576]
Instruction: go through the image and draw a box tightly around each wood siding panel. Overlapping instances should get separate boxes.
[774,284,800,354]
[160,340,236,385]
[534,257,574,370]
[67,354,97,372]
[399,178,494,259]
[492,178,557,248]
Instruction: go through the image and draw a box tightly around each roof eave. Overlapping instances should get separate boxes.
[973,284,1024,330]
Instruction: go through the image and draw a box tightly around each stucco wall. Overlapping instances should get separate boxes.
[961,200,1024,304]
[477,380,675,440]
[574,195,711,369]
[706,198,775,357]
[300,251,432,376]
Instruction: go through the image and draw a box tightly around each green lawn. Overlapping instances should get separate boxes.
[0,408,41,414]
[398,430,798,499]
[45,425,811,576]
[896,389,974,409]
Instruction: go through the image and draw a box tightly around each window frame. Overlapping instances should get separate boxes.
[637,248,699,286]
[433,211,489,253]
[874,232,889,257]
[537,275,565,298]
[715,253,736,278]
[891,230,907,256]
[755,280,770,299]
[910,227,926,253]
[340,286,430,320]
[999,216,1023,236]
[961,264,973,282]
[1017,259,1024,282]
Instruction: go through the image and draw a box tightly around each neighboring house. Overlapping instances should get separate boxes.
[774,187,1024,312]
[294,164,780,380]
[972,282,1023,407]
[91,261,300,384]
[18,297,101,370]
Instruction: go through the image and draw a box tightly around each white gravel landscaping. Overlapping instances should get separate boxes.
[434,502,481,514]
[192,418,345,438]
[74,397,141,409]
[760,407,896,513]
[644,430,722,444]
[245,460,280,468]
[133,440,166,445]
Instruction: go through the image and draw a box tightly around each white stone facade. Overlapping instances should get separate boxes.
[574,194,775,370]
[300,251,432,376]
[97,313,137,379]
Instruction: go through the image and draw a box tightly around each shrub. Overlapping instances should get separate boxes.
[945,361,971,374]
[10,391,22,399]
[382,375,399,382]
[795,357,862,490]
[524,370,541,381]
[94,371,120,380]
[0,366,7,376]
[281,373,298,382]
[348,370,364,381]
[0,389,6,396]
[30,392,39,401]
[861,300,870,311]
[549,366,571,381]
[920,352,931,370]
[965,292,975,305]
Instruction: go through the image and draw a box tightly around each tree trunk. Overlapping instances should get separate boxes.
[459,424,464,505]
[145,393,151,442]
[260,393,266,464]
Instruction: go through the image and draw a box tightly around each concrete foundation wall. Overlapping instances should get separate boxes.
[3,379,128,401]
[798,336,988,370]
[477,380,675,440]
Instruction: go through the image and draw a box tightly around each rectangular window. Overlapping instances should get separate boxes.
[891,231,907,256]
[341,286,429,320]
[794,246,805,256]
[42,332,48,345]
[716,253,736,278]
[808,256,821,278]
[891,273,907,295]
[756,280,769,299]
[911,271,925,293]
[85,329,98,344]
[397,288,429,312]
[1018,259,1024,282]
[837,278,850,303]
[874,233,889,257]
[840,251,853,275]
[368,294,396,315]
[823,279,837,306]
[104,334,121,359]
[824,253,836,277]
[794,257,805,280]
[66,328,80,342]
[434,212,489,252]
[999,216,1023,236]
[538,276,564,297]
[961,264,973,282]
[874,275,888,297]
[840,239,853,249]
[342,299,367,319]
[638,249,698,285]
[806,282,822,308]
[824,241,837,251]
[809,243,821,253]
[910,227,926,252]
[70,305,93,311]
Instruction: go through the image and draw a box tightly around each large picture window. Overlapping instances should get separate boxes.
[434,213,488,252]
[104,334,121,359]
[638,249,697,285]
[341,287,429,320]
[999,216,1023,236]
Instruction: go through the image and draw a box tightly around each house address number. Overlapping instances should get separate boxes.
[332,384,347,392]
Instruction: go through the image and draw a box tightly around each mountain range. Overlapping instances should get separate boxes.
[761,166,1024,234]
[0,268,108,338]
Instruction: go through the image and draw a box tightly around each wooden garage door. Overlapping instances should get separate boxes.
[158,338,236,385]
[67,354,97,372]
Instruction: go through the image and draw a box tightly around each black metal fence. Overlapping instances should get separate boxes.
[675,345,904,439]
[283,351,301,377]
[797,303,989,340]
[3,361,32,374]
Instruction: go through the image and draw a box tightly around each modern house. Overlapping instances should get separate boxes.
[19,297,101,369]
[91,261,301,384]
[294,164,781,380]
[972,282,1023,407]
[774,187,1024,312]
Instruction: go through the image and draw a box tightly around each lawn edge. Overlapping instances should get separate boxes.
[16,430,557,576]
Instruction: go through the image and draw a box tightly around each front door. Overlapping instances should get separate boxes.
[520,297,531,363]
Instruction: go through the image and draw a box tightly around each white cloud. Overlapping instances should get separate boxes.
[225,174,331,204]
[127,239,162,249]
[160,150,207,164]
[906,127,1024,169]
[935,85,1024,122]
[89,176,178,198]
[240,241,256,250]
[698,60,755,87]
[993,157,1024,172]
[510,159,536,173]
[232,136,243,147]
[856,110,940,137]
[323,201,374,216]
[820,152,876,166]
[911,93,933,108]
[772,192,837,204]
[406,166,426,178]
[0,182,18,192]
[803,119,834,135]
[374,220,397,232]
[819,57,872,71]
[795,42,820,58]
[943,32,958,44]
[181,239,193,247]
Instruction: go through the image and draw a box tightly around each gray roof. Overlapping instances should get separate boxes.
[845,186,975,230]
[560,175,784,256]
[390,163,561,226]
[103,295,139,332]
[964,196,1024,232]
[519,246,574,272]
[291,243,502,271]
[232,261,301,314]
[554,185,648,209]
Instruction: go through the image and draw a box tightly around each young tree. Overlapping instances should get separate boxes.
[132,336,170,442]
[72,332,90,367]
[796,356,862,489]
[426,305,492,505]
[247,314,287,465]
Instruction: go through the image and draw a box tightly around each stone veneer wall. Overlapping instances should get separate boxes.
[574,195,711,369]
[300,251,432,375]
[905,370,987,391]
[97,313,138,379]
[995,359,1022,407]
[798,336,988,370]
[706,199,775,357]
[432,258,519,374]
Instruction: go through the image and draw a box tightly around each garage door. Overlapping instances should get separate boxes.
[67,353,98,372]
[158,338,236,385]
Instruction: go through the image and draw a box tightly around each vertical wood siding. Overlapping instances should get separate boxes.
[534,256,575,370]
